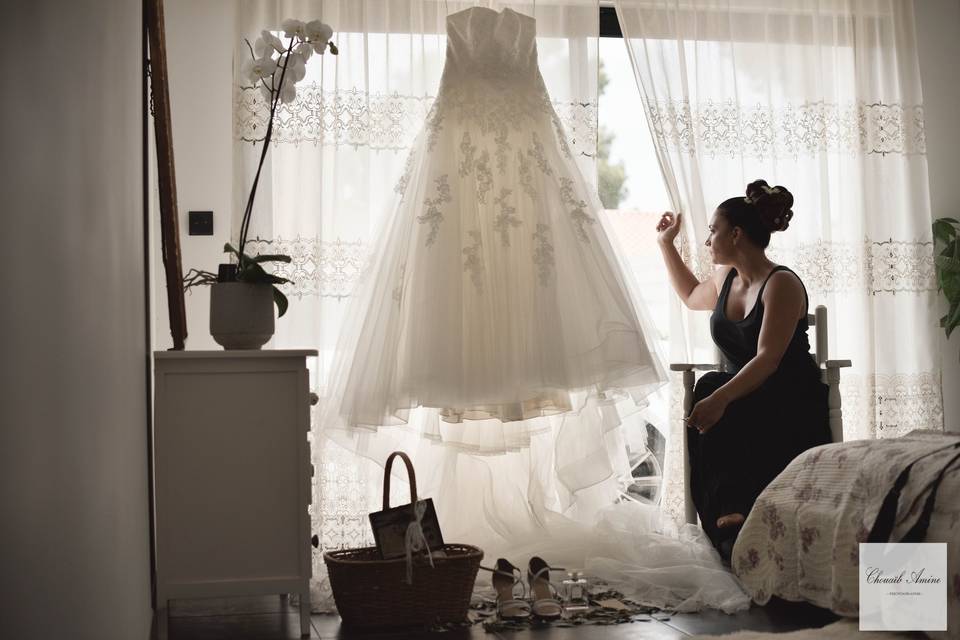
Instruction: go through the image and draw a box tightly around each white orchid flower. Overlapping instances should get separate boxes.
[307,20,333,45]
[279,80,297,104]
[261,29,286,54]
[282,19,307,39]
[242,55,278,84]
[283,52,307,83]
[253,36,267,57]
[295,42,313,61]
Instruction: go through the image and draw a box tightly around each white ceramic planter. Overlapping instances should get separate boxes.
[209,282,275,349]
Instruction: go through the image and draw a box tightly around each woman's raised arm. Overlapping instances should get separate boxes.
[656,212,725,311]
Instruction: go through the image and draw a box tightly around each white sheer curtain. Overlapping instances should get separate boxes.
[615,0,943,524]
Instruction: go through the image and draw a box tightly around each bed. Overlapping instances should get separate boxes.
[730,429,960,638]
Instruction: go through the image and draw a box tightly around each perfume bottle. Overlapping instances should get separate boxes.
[561,571,590,613]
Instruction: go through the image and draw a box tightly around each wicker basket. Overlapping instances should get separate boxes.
[323,451,483,629]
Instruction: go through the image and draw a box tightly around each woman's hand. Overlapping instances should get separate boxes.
[686,392,730,435]
[656,211,682,246]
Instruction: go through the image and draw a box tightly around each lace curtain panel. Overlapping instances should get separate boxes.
[614,0,944,524]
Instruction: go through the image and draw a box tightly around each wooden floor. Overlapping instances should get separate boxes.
[152,595,840,639]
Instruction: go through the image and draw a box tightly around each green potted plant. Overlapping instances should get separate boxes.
[933,217,960,351]
[183,19,337,349]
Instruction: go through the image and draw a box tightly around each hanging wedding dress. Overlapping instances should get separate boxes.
[326,6,665,445]
[319,5,749,613]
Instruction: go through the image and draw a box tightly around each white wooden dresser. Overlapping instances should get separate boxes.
[152,350,316,638]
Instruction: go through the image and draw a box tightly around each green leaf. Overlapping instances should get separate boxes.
[237,261,272,283]
[238,252,261,268]
[945,300,960,339]
[942,271,960,301]
[252,253,293,264]
[273,286,289,318]
[935,254,960,274]
[939,217,959,224]
[223,242,240,257]
[236,259,296,290]
[933,218,957,242]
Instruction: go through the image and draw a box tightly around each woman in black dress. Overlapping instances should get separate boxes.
[656,180,831,561]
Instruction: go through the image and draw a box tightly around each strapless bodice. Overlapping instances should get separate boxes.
[443,7,539,88]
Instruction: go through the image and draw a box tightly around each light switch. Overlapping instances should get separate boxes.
[188,210,214,236]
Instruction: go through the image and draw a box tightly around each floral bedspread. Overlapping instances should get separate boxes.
[731,429,960,638]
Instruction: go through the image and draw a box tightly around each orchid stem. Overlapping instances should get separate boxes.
[238,36,297,265]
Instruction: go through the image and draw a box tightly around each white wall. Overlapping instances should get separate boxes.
[915,0,960,433]
[0,2,152,639]
[153,0,237,351]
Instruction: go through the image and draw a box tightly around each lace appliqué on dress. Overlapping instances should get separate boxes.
[527,131,553,176]
[517,149,537,201]
[418,174,452,246]
[458,132,494,204]
[532,223,555,286]
[394,151,417,199]
[459,131,477,177]
[493,188,522,247]
[494,128,511,174]
[559,177,595,242]
[462,230,484,292]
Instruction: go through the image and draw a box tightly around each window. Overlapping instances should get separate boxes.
[597,22,675,505]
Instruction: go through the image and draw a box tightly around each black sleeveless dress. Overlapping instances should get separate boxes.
[688,265,831,560]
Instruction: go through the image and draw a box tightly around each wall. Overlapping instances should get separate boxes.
[153,0,237,351]
[0,1,153,639]
[915,0,960,433]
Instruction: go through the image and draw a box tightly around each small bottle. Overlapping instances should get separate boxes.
[574,571,589,601]
[562,570,590,613]
[561,571,576,601]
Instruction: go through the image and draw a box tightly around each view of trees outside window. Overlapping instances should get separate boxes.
[596,38,671,213]
[597,61,628,209]
[597,38,678,505]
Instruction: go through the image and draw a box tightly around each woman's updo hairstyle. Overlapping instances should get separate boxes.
[717,179,794,249]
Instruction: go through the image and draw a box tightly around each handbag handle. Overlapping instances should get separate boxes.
[383,451,418,510]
